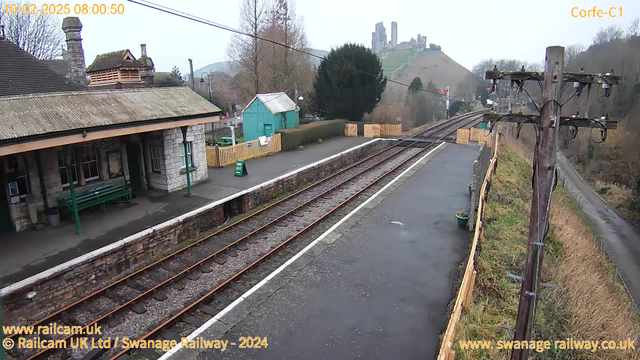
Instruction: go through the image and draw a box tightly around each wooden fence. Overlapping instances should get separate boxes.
[437,133,500,360]
[469,127,492,143]
[206,133,281,167]
[456,129,469,145]
[379,124,402,136]
[362,124,402,138]
[364,124,381,138]
[345,123,358,137]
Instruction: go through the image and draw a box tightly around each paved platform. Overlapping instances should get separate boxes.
[171,143,479,360]
[0,136,372,286]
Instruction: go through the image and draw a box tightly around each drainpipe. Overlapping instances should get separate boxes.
[36,150,49,211]
[65,146,81,235]
[180,126,192,197]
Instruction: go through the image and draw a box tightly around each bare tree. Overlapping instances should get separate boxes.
[593,25,624,45]
[628,18,639,37]
[0,0,64,59]
[565,44,585,69]
[227,0,267,102]
[261,0,312,96]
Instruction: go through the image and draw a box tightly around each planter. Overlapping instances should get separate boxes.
[456,214,469,229]
[47,207,60,227]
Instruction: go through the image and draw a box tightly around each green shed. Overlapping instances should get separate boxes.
[242,92,298,141]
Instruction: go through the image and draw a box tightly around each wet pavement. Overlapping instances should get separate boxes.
[179,143,479,360]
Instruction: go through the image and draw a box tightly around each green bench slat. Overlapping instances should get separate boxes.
[57,181,131,213]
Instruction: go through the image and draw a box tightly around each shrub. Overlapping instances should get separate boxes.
[278,120,346,151]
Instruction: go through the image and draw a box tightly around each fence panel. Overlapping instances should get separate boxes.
[437,134,500,360]
[364,124,381,138]
[456,129,470,144]
[379,124,402,136]
[206,133,281,167]
[345,123,358,137]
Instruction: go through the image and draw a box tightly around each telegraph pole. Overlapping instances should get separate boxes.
[510,46,564,360]
[482,46,621,360]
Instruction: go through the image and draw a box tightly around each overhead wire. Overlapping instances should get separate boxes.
[126,0,468,100]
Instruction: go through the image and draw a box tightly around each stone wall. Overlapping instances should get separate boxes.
[3,203,224,322]
[1,139,391,323]
[163,125,208,192]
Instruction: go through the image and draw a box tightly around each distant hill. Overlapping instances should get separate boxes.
[309,49,329,67]
[193,49,329,77]
[382,49,475,102]
[194,61,235,77]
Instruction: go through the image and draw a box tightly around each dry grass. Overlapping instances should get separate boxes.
[455,137,640,359]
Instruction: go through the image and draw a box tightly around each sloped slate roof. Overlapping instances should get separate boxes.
[0,87,221,141]
[86,50,144,72]
[40,59,70,77]
[0,39,83,97]
[244,92,297,115]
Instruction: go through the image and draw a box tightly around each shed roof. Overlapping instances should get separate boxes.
[0,39,83,97]
[0,87,221,142]
[86,49,144,72]
[244,92,297,115]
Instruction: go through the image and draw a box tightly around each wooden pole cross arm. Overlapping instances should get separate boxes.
[482,113,617,130]
[485,71,622,85]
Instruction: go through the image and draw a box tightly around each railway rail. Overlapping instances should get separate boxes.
[4,111,485,360]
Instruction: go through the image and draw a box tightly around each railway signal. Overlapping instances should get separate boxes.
[484,46,621,360]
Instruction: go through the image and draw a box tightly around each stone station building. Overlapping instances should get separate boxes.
[0,88,221,233]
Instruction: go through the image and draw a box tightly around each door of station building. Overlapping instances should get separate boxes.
[126,143,142,194]
[0,177,13,234]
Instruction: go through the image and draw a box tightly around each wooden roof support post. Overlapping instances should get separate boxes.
[64,145,82,235]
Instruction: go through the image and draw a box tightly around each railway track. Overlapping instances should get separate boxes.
[4,111,484,360]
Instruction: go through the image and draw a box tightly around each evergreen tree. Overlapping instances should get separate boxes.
[313,43,386,121]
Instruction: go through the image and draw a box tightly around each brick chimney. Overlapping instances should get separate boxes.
[139,44,155,87]
[62,17,87,87]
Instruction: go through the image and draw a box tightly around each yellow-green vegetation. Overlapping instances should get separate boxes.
[381,50,414,75]
[454,144,640,360]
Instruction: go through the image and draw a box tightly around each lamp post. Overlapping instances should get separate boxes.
[295,83,303,128]
[200,72,211,103]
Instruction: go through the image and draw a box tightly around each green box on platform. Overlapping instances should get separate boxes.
[480,122,488,130]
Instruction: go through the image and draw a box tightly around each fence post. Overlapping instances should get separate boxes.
[215,145,220,168]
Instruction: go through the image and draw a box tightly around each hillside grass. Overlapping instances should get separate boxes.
[454,141,640,360]
[381,49,414,75]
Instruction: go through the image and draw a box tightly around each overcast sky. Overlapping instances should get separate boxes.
[34,0,640,73]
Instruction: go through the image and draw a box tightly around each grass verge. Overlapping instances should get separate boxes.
[454,141,640,360]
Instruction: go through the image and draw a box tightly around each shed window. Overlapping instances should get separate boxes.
[150,145,162,173]
[58,150,78,187]
[79,145,100,181]
[179,142,193,170]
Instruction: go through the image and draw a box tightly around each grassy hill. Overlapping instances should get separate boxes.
[393,50,473,89]
[381,50,474,103]
[381,49,415,75]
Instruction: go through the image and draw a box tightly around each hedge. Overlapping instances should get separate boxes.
[278,119,346,151]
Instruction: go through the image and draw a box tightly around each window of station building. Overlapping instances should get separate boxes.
[150,145,162,173]
[179,142,193,170]
[58,150,78,188]
[79,145,100,181]
[7,155,31,200]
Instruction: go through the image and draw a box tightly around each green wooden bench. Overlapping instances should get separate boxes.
[57,181,132,215]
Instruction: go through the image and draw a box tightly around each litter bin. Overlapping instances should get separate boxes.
[26,193,38,224]
[47,207,60,227]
